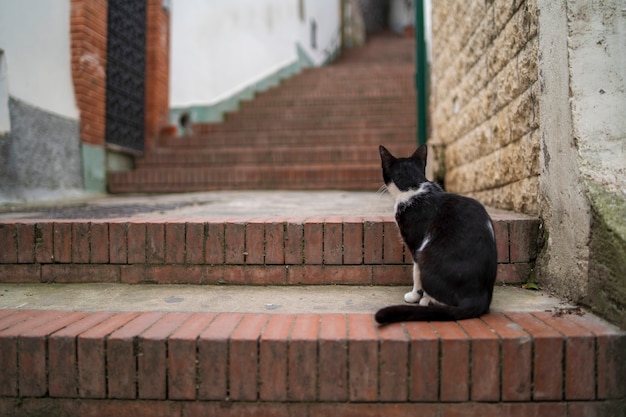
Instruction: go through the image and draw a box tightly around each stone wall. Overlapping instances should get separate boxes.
[429,0,539,215]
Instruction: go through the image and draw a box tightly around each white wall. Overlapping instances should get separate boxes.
[296,0,341,65]
[170,0,340,108]
[0,0,78,119]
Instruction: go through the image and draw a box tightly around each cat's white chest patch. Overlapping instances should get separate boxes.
[391,183,430,214]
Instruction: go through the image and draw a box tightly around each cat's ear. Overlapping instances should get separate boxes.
[379,145,396,168]
[411,144,428,167]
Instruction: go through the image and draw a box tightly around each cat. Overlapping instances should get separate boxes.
[375,145,497,323]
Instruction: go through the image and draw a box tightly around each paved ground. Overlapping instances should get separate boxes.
[0,190,532,221]
[0,283,573,315]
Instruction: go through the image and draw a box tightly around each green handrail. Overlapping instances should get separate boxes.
[415,0,428,146]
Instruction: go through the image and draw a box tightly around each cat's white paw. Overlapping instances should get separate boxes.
[404,291,421,303]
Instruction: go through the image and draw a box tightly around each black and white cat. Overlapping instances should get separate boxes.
[375,145,497,323]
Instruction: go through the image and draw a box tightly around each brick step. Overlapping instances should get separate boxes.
[197,116,416,132]
[108,164,383,193]
[224,105,416,120]
[136,144,417,168]
[0,308,623,416]
[158,128,417,148]
[238,95,415,109]
[0,213,539,286]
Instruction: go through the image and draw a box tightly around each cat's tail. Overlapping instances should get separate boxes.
[374,303,486,324]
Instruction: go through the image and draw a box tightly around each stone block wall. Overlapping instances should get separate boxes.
[429,0,539,215]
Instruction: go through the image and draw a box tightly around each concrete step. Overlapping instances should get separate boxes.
[0,192,539,286]
[0,303,623,416]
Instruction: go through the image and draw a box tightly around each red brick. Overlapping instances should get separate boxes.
[245,220,265,264]
[16,223,35,263]
[510,219,539,262]
[288,314,320,401]
[431,321,470,402]
[71,222,90,263]
[383,221,404,264]
[324,218,343,265]
[146,223,165,263]
[372,264,412,285]
[378,322,409,401]
[0,311,60,396]
[363,217,383,264]
[224,222,245,264]
[482,313,532,401]
[205,222,224,264]
[34,223,54,263]
[107,312,164,399]
[458,318,500,401]
[197,313,243,400]
[42,264,120,283]
[229,314,268,400]
[348,314,378,401]
[534,312,596,400]
[168,313,216,400]
[185,222,205,264]
[494,221,509,263]
[311,403,439,417]
[165,222,186,264]
[303,217,324,264]
[265,221,284,265]
[90,222,109,263]
[222,265,286,285]
[318,314,348,401]
[440,402,568,417]
[287,265,371,285]
[565,313,626,399]
[183,402,307,417]
[127,223,147,263]
[0,223,17,263]
[496,263,532,284]
[284,221,304,264]
[405,321,440,401]
[0,264,41,283]
[77,313,140,398]
[53,222,72,263]
[49,312,114,398]
[137,313,192,399]
[506,312,564,400]
[19,312,87,397]
[109,222,128,264]
[343,218,363,265]
[259,314,293,401]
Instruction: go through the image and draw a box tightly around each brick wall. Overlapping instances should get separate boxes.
[70,0,169,152]
[429,0,539,215]
[70,0,108,147]
[145,0,170,152]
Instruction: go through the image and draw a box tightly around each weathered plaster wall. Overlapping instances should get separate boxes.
[169,0,340,123]
[429,0,540,214]
[537,0,626,326]
[0,1,84,203]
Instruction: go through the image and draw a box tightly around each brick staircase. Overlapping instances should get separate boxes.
[108,32,417,193]
[1,33,625,416]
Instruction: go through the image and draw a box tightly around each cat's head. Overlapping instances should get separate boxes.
[379,145,428,194]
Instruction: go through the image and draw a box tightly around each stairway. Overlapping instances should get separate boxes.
[108,32,417,193]
[1,32,625,416]
[1,190,625,416]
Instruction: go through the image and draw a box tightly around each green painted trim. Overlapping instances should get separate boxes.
[415,0,429,146]
[81,143,106,193]
[170,57,305,127]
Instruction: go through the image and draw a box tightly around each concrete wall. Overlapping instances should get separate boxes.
[0,0,84,203]
[429,0,626,326]
[537,0,626,327]
[169,0,340,123]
